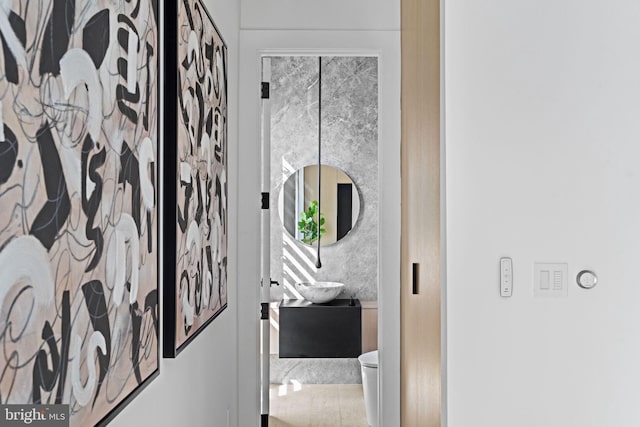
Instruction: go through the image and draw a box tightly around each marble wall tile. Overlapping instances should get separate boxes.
[269,56,379,301]
[270,356,363,385]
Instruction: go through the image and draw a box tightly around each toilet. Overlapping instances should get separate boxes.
[358,350,378,427]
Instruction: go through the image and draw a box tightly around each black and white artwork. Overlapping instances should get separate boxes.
[0,0,159,425]
[163,0,227,357]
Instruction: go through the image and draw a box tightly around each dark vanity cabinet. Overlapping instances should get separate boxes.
[279,299,362,358]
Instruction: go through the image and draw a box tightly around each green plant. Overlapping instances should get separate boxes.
[297,200,326,244]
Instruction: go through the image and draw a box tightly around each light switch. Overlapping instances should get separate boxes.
[534,263,568,297]
[540,270,550,290]
[553,271,563,290]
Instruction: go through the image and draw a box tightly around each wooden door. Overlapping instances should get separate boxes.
[400,0,441,425]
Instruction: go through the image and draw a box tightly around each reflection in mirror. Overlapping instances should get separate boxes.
[279,165,360,246]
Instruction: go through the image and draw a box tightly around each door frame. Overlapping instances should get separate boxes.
[238,30,401,426]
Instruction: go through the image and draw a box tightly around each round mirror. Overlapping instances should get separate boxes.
[278,165,360,246]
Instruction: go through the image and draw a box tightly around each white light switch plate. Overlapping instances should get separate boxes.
[534,263,568,297]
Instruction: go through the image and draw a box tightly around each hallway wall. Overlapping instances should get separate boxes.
[112,0,240,425]
[446,1,640,425]
[240,0,398,31]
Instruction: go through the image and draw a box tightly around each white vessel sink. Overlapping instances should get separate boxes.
[294,281,345,304]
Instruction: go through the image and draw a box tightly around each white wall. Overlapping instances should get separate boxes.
[113,0,240,425]
[238,4,400,423]
[240,0,399,31]
[446,1,640,426]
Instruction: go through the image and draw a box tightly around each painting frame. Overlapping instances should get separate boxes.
[163,0,229,358]
[0,0,161,425]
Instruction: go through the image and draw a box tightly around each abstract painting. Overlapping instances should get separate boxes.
[163,0,228,357]
[0,0,159,425]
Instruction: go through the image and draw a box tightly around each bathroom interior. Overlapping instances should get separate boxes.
[263,55,379,426]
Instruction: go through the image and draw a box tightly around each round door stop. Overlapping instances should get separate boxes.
[577,270,597,289]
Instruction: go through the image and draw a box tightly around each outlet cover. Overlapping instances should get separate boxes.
[534,263,568,297]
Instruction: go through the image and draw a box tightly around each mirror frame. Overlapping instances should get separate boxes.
[277,164,361,247]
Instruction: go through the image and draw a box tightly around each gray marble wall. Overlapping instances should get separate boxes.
[269,56,378,301]
[268,56,378,384]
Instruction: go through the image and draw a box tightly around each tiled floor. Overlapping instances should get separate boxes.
[269,384,369,427]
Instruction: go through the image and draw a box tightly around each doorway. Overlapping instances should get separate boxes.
[236,31,401,427]
[260,55,379,426]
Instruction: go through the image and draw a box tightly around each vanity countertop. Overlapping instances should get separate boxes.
[279,298,361,308]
